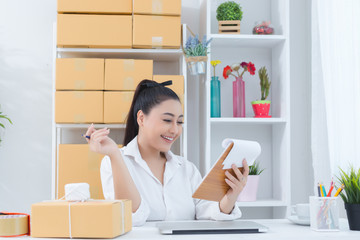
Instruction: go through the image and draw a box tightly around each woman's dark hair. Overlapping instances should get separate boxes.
[123,79,180,146]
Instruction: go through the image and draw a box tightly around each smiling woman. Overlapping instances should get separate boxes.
[85,79,249,226]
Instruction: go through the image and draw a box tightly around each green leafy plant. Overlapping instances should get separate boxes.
[184,35,212,57]
[258,66,271,101]
[249,161,265,175]
[0,106,12,144]
[216,1,243,21]
[337,166,360,204]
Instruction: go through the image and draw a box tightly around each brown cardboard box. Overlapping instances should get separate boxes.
[56,58,104,90]
[134,0,181,16]
[57,14,132,48]
[58,0,132,14]
[55,91,103,123]
[105,59,153,90]
[104,92,134,123]
[31,200,132,238]
[133,15,181,49]
[153,75,184,109]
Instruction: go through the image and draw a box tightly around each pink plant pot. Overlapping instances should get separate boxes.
[237,175,260,202]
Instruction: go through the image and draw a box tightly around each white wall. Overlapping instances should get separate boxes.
[0,0,314,214]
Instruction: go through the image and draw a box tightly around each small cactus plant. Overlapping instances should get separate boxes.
[258,66,271,100]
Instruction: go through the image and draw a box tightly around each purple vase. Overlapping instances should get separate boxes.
[233,76,245,117]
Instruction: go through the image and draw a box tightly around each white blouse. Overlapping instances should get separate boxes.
[100,136,242,226]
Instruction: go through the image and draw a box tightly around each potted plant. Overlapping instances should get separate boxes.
[337,166,360,230]
[183,34,212,75]
[216,1,243,34]
[210,60,221,117]
[252,66,272,118]
[237,161,265,202]
[223,62,256,117]
[0,106,13,144]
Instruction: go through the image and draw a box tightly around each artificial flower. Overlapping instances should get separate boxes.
[248,62,256,75]
[223,61,256,80]
[211,60,222,78]
[231,63,240,72]
[223,65,232,79]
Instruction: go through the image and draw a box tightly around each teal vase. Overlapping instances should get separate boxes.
[211,76,221,117]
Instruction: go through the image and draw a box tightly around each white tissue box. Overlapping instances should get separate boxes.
[31,200,132,238]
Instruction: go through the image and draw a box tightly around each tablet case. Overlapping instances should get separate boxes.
[192,142,244,202]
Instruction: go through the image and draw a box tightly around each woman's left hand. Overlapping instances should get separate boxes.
[219,159,249,214]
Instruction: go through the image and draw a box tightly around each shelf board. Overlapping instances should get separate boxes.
[211,118,287,124]
[56,123,126,129]
[236,199,287,207]
[56,48,183,61]
[210,34,286,48]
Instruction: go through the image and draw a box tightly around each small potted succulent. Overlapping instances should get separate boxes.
[183,34,212,75]
[237,161,265,202]
[252,66,272,118]
[0,106,13,145]
[337,166,360,230]
[216,1,243,34]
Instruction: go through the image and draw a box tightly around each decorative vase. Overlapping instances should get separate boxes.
[251,100,272,118]
[345,203,360,230]
[211,76,221,117]
[237,175,260,202]
[233,76,245,117]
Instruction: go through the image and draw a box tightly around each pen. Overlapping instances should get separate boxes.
[334,184,344,197]
[81,134,90,140]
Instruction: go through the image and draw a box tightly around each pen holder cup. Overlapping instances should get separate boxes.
[309,196,340,231]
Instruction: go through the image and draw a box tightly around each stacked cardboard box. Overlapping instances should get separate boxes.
[57,0,132,48]
[57,144,123,200]
[133,0,182,49]
[57,0,182,49]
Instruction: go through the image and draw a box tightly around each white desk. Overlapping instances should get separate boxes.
[7,219,358,240]
[122,219,357,240]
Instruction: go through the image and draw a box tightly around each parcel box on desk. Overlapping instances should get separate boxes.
[31,200,132,238]
[58,0,132,14]
[104,92,134,123]
[134,0,181,16]
[56,58,104,90]
[133,15,181,49]
[57,14,132,48]
[55,91,103,123]
[105,59,153,90]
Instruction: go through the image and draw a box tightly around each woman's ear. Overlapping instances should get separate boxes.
[137,110,145,127]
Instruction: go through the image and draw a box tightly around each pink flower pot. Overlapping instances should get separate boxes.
[237,175,260,202]
[251,100,271,118]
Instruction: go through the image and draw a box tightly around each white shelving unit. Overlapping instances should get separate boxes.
[199,0,290,218]
[51,23,188,199]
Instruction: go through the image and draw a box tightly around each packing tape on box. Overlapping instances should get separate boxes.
[74,59,86,71]
[123,76,135,90]
[57,182,126,239]
[123,59,135,72]
[0,212,30,237]
[74,80,86,90]
[152,37,163,48]
[152,0,163,14]
[73,114,85,123]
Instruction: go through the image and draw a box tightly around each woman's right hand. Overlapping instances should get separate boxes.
[85,124,118,156]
